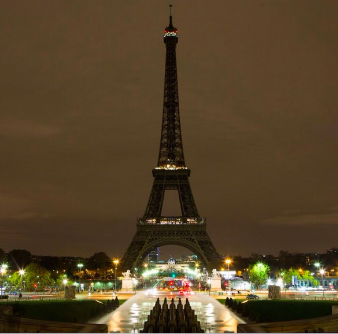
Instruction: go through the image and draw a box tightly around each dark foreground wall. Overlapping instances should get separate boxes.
[238,313,338,333]
[0,306,107,333]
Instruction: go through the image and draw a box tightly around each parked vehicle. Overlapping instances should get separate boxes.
[246,294,259,300]
[9,291,18,295]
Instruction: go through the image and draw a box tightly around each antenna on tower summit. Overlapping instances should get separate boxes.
[169,4,173,26]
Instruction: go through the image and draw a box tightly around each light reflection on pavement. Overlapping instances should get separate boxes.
[92,291,245,333]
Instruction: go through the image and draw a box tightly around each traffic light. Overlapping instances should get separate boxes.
[169,281,173,286]
[171,273,176,278]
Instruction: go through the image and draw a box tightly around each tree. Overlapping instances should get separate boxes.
[280,268,300,285]
[39,256,60,272]
[8,249,32,269]
[280,268,319,287]
[87,252,112,276]
[21,263,53,291]
[0,249,6,263]
[248,262,270,289]
[301,270,319,287]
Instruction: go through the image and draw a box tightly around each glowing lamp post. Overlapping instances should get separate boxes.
[133,278,138,294]
[319,269,325,298]
[113,259,119,294]
[19,269,25,292]
[77,263,84,293]
[207,279,211,296]
[63,279,68,297]
[225,258,232,294]
[0,265,8,296]
[143,263,148,288]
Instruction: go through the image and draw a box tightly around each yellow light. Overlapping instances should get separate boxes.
[225,258,232,265]
[144,263,148,268]
[113,259,119,265]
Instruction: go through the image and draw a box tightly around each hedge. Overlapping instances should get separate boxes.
[0,298,123,323]
[240,300,338,323]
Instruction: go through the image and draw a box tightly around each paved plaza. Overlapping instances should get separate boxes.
[92,291,245,333]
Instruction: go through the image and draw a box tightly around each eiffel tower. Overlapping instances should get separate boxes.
[121,11,222,271]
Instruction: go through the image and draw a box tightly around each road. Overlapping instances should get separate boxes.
[217,290,338,301]
[92,291,245,333]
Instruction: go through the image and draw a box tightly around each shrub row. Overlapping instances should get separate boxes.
[225,297,243,313]
[224,298,338,323]
[0,297,121,323]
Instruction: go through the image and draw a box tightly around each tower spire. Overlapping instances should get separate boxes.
[169,5,173,27]
[159,7,183,169]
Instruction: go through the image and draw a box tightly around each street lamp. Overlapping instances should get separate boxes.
[225,258,232,295]
[132,278,138,294]
[1,264,8,296]
[77,263,84,293]
[143,263,148,288]
[19,269,25,292]
[63,279,68,295]
[113,259,119,294]
[207,279,211,296]
[319,269,325,298]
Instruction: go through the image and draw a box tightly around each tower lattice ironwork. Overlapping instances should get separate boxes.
[121,13,222,271]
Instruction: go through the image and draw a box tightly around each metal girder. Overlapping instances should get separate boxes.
[121,225,222,272]
[120,16,222,272]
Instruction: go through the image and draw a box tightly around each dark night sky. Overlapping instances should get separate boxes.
[1,1,338,259]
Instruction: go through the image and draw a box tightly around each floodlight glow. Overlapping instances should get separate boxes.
[143,269,159,277]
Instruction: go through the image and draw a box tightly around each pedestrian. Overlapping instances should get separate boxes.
[19,293,22,299]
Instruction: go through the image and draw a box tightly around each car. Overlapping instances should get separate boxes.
[9,291,18,295]
[246,294,259,300]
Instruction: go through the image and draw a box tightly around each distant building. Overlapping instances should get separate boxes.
[147,247,159,263]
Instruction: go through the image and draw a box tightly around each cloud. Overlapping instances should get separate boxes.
[261,208,338,226]
[0,120,61,137]
[0,193,53,221]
